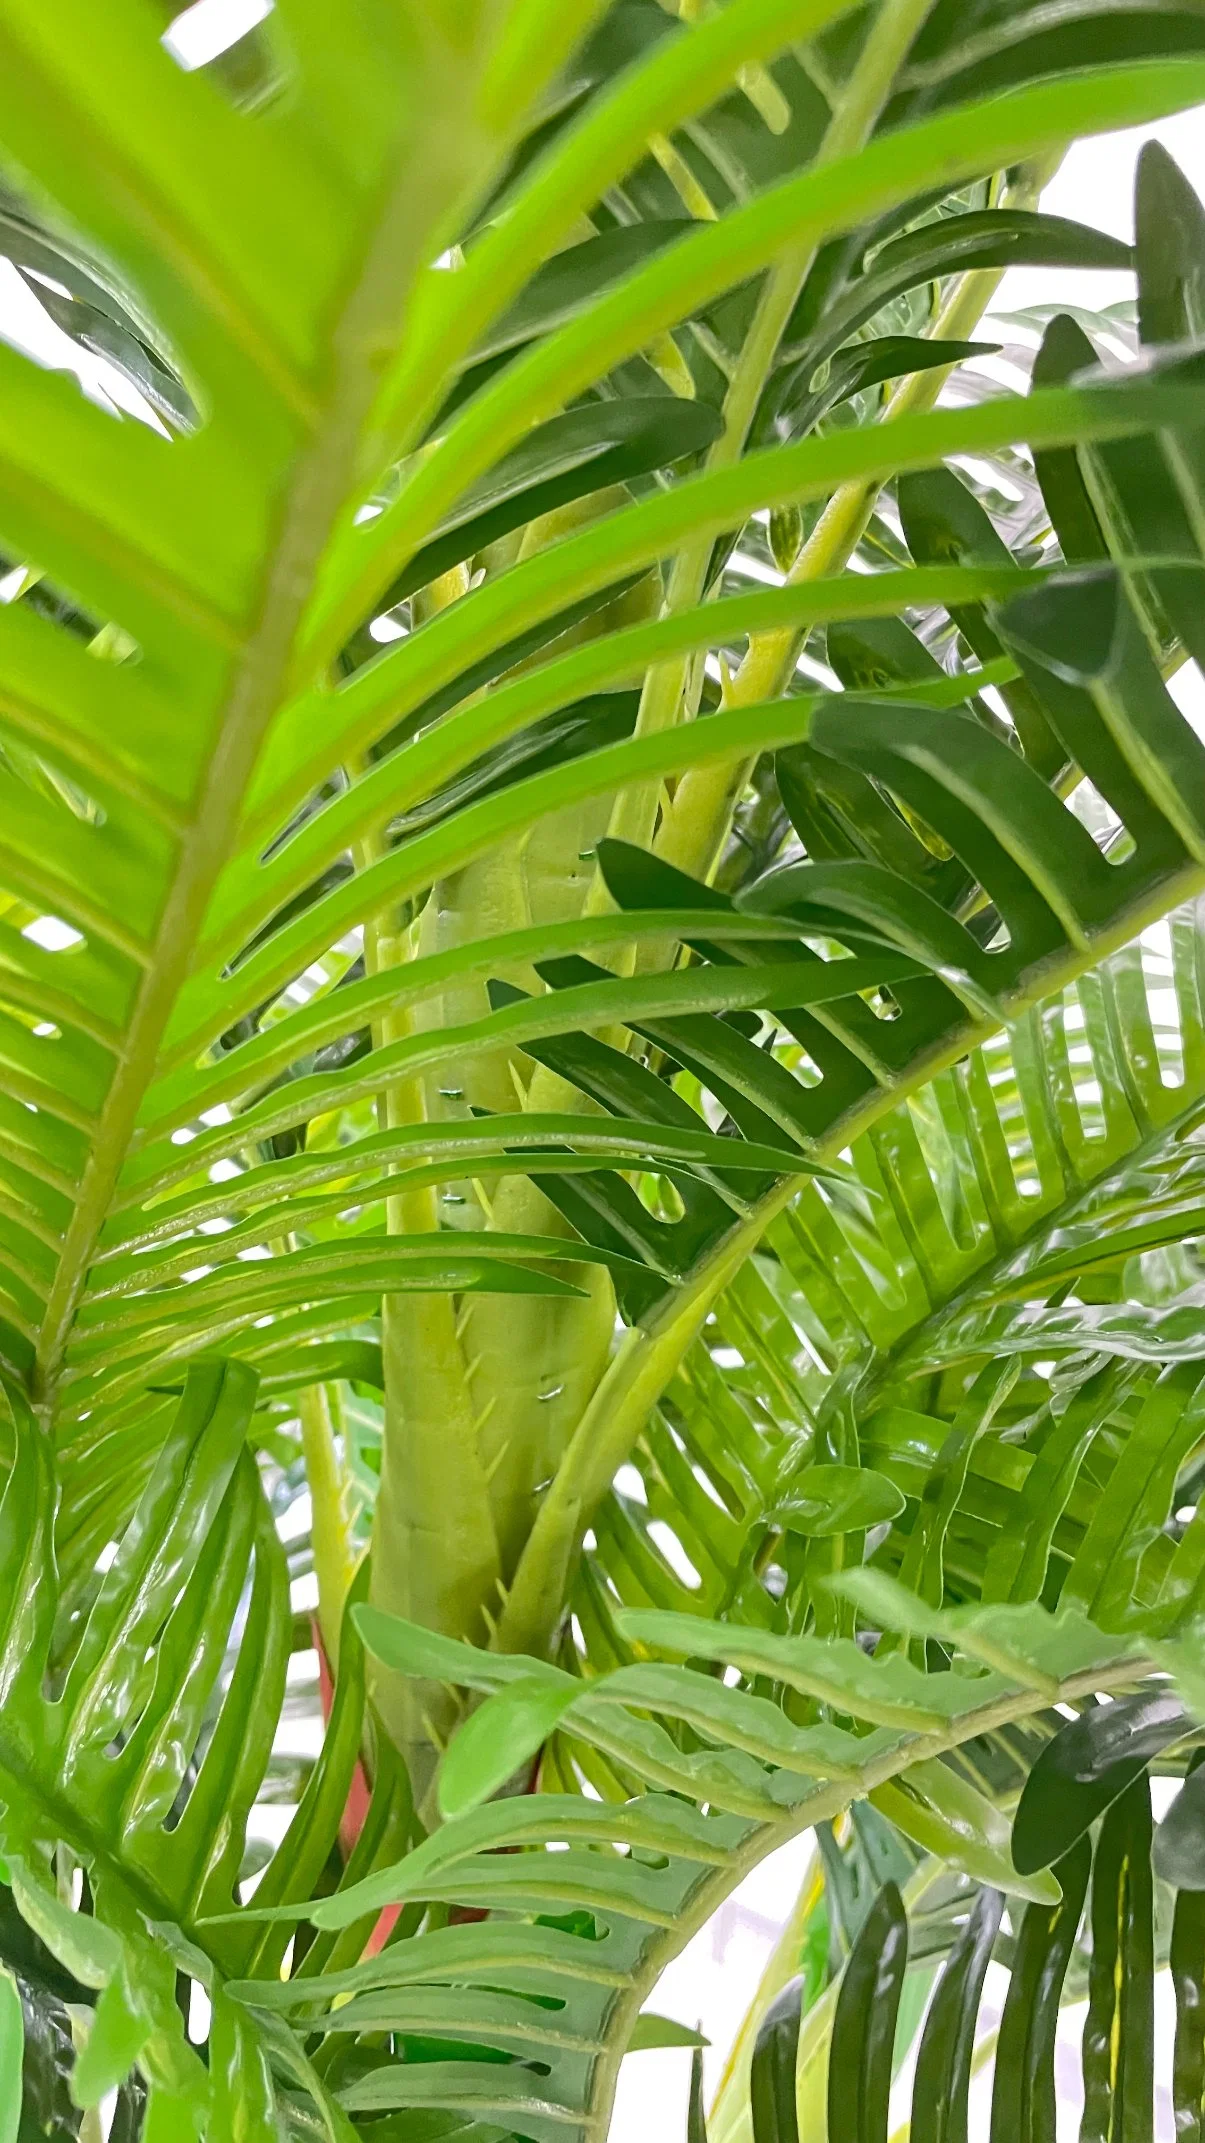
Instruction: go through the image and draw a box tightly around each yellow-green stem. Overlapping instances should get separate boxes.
[593,0,942,876]
[362,567,500,1789]
[296,1380,358,1669]
[494,1192,773,1653]
[655,155,1063,885]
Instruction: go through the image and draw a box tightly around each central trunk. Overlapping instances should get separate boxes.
[368,511,661,1800]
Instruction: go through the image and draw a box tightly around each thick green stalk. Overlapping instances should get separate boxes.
[498,0,948,1656]
[494,1190,770,1655]
[368,524,656,1791]
[362,568,503,1794]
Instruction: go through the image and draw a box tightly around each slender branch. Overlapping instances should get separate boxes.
[296,1380,358,1670]
[654,155,1064,885]
[592,0,942,875]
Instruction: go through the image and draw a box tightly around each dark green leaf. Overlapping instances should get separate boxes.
[1011,1690,1189,1875]
[769,505,803,576]
[897,464,1064,776]
[827,1881,907,2143]
[1172,1883,1205,2143]
[1030,313,1111,565]
[761,337,996,446]
[1136,140,1205,346]
[911,1888,1003,2143]
[474,223,688,362]
[11,1978,78,2143]
[378,397,721,609]
[781,211,1131,375]
[688,2045,707,2143]
[1155,1754,1205,1890]
[750,1976,801,2143]
[988,1839,1091,2143]
[1080,1778,1154,2143]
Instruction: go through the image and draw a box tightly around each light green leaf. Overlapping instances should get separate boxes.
[0,1970,21,2143]
[70,1972,149,2110]
[438,1679,582,1819]
[766,1466,905,1538]
[629,2015,709,2053]
[870,1761,1060,1905]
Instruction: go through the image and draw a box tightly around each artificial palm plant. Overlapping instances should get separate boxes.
[4,1,1205,2135]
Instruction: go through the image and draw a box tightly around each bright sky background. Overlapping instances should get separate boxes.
[0,24,1197,2138]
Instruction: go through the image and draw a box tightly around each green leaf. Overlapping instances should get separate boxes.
[70,1972,148,2110]
[472,222,687,363]
[353,1604,562,1695]
[832,1569,1140,1691]
[629,2014,709,2053]
[910,1888,1003,2143]
[1011,1690,1190,1875]
[871,1761,1059,1905]
[1154,1755,1205,1890]
[1136,139,1205,346]
[769,506,803,577]
[785,209,1132,378]
[376,396,722,613]
[826,1882,907,2143]
[8,15,1205,2140]
[1081,1778,1154,2143]
[437,1679,582,1819]
[762,337,997,445]
[1172,1883,1205,2143]
[988,1840,1092,2143]
[141,2086,201,2143]
[0,1969,21,2143]
[209,1986,278,2143]
[689,2045,708,2143]
[750,1977,801,2143]
[5,1862,121,1994]
[765,1465,904,1538]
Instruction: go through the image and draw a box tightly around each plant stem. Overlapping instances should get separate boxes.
[593,0,942,874]
[654,155,1063,885]
[296,1380,357,1670]
[500,0,958,1655]
[495,1192,772,1654]
[361,568,502,1792]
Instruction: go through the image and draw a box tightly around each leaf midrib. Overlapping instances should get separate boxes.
[33,119,504,1412]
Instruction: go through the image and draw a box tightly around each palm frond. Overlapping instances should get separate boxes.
[4,4,1205,2135]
